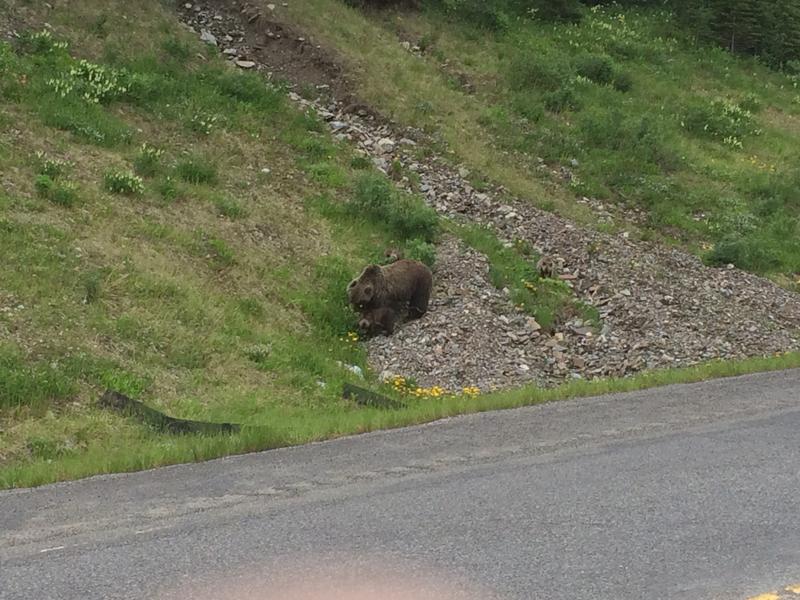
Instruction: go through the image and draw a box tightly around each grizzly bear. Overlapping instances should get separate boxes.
[357,306,398,336]
[347,259,432,320]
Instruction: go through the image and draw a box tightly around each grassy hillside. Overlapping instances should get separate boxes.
[0,0,450,486]
[283,1,800,277]
[3,0,800,489]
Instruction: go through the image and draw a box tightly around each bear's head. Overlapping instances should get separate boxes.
[347,264,383,309]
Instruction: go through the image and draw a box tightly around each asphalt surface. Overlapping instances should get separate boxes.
[2,370,800,600]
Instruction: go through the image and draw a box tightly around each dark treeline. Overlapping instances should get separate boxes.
[416,0,800,69]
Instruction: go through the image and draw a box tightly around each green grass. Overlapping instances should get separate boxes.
[2,0,535,486]
[0,1,401,482]
[0,345,76,410]
[132,143,163,177]
[176,155,218,185]
[348,172,439,242]
[452,222,597,330]
[34,174,79,206]
[4,350,799,489]
[283,1,800,276]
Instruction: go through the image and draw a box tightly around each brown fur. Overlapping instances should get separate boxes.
[383,247,404,263]
[357,306,397,336]
[347,259,433,319]
[537,255,558,279]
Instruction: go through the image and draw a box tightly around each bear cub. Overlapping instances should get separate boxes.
[357,306,397,336]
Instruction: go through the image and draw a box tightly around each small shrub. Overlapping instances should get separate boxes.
[682,98,758,144]
[194,230,236,268]
[133,143,164,177]
[606,39,639,61]
[82,269,105,304]
[350,173,439,242]
[738,93,762,113]
[89,14,109,37]
[50,182,79,207]
[612,71,633,93]
[510,93,544,121]
[507,52,567,91]
[292,110,325,133]
[19,30,69,55]
[438,0,512,31]
[161,36,192,62]
[157,176,179,202]
[298,136,332,160]
[0,42,24,100]
[104,170,144,195]
[35,152,72,178]
[208,238,236,266]
[574,54,615,85]
[405,238,437,267]
[123,71,168,106]
[418,32,435,52]
[176,156,218,185]
[47,59,130,104]
[34,174,78,207]
[544,86,580,113]
[187,111,220,136]
[704,235,781,273]
[214,71,283,111]
[708,197,758,236]
[214,196,246,219]
[350,155,372,170]
[308,162,347,187]
[34,174,55,197]
[579,110,676,169]
[243,343,272,364]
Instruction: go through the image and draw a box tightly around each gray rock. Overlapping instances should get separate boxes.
[200,29,217,45]
[376,138,396,154]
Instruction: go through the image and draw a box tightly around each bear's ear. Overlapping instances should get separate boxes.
[347,279,357,289]
[364,264,382,276]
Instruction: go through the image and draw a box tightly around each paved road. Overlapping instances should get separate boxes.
[3,370,800,600]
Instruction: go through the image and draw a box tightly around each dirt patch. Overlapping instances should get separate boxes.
[178,0,378,112]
